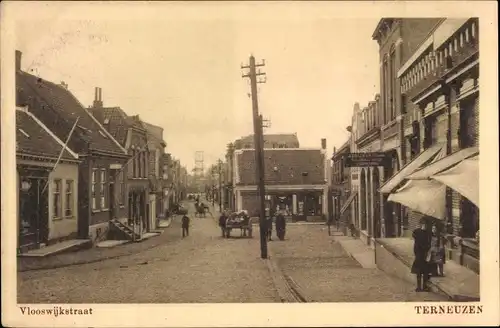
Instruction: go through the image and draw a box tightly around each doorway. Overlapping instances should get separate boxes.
[18,176,49,250]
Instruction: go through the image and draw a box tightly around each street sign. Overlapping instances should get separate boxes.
[344,152,389,167]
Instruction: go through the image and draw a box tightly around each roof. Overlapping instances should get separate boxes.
[235,133,300,149]
[142,122,167,148]
[16,71,127,156]
[92,106,147,146]
[237,149,326,186]
[16,108,78,161]
[332,139,351,160]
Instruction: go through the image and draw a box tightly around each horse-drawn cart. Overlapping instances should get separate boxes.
[223,212,253,238]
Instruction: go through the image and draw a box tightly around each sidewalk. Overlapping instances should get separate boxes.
[375,238,480,301]
[333,233,376,269]
[18,216,177,272]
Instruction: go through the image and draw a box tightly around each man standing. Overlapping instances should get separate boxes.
[275,211,286,241]
[219,211,228,237]
[182,213,191,238]
[266,215,273,241]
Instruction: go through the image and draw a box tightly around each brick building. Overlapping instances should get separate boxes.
[233,136,330,221]
[330,138,351,234]
[16,52,130,245]
[381,18,479,272]
[143,121,168,222]
[371,18,445,238]
[233,133,300,149]
[89,88,152,234]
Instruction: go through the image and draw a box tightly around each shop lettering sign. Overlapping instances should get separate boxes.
[344,152,389,167]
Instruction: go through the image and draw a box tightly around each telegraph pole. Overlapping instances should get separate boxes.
[242,55,268,259]
[218,159,223,213]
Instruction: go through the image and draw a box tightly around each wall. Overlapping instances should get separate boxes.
[400,18,444,64]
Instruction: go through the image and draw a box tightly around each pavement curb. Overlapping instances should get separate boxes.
[265,247,310,303]
[18,218,176,273]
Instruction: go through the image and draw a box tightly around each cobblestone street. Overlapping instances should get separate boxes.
[18,202,279,303]
[268,224,448,302]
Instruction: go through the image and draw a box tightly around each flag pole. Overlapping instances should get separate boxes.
[41,117,80,194]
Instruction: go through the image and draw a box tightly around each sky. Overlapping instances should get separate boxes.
[14,2,380,172]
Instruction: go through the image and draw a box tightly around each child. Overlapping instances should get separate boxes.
[430,223,446,276]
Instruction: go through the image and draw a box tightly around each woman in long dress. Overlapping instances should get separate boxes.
[411,217,432,292]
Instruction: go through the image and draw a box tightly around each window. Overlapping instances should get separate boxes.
[65,180,74,217]
[132,149,137,178]
[91,169,98,210]
[390,50,396,120]
[100,169,107,208]
[119,172,125,206]
[53,179,62,218]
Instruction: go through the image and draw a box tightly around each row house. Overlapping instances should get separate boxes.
[370,18,446,240]
[162,153,186,207]
[233,135,330,221]
[89,88,151,234]
[16,51,130,247]
[382,18,480,272]
[16,106,81,253]
[143,121,168,221]
[347,96,385,246]
[330,138,351,235]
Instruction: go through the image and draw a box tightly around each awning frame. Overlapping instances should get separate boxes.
[378,143,444,194]
[407,146,479,180]
[340,191,358,215]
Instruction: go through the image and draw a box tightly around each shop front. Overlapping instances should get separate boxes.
[238,186,326,222]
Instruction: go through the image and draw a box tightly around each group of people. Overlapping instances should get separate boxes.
[266,211,287,241]
[412,217,447,292]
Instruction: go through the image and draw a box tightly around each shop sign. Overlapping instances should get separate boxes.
[344,152,389,167]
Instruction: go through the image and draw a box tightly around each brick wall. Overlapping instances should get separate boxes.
[241,192,260,217]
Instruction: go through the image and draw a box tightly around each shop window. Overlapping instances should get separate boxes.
[65,180,74,217]
[53,179,62,218]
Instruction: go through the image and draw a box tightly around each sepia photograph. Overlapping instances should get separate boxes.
[1,1,498,327]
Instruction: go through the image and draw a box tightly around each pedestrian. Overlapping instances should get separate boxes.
[181,213,190,238]
[219,211,228,237]
[267,215,273,241]
[275,211,286,241]
[411,217,432,292]
[429,222,446,277]
[327,215,334,236]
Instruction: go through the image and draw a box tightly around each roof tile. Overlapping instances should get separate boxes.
[237,149,325,185]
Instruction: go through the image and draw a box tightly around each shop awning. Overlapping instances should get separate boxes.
[379,143,444,194]
[388,179,447,219]
[407,146,479,180]
[431,154,479,207]
[340,191,357,215]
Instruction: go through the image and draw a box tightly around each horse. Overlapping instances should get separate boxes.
[194,203,206,218]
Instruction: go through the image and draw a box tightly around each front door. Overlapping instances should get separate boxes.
[19,176,49,251]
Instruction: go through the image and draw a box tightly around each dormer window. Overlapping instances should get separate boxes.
[103,118,110,124]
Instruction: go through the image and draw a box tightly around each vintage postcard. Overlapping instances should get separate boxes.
[1,0,498,327]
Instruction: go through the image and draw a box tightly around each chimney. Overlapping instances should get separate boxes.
[321,138,327,150]
[93,87,103,108]
[16,50,22,71]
